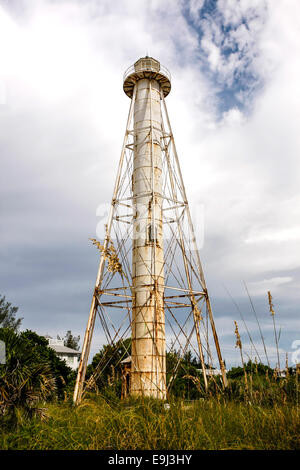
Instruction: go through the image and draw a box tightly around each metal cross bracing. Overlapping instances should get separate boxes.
[73,58,227,405]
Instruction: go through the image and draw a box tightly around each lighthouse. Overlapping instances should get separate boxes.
[73,57,227,405]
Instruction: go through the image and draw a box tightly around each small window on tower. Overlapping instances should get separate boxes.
[148,224,157,242]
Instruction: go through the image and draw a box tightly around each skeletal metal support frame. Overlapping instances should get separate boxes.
[73,58,228,405]
[161,94,227,388]
[161,94,228,389]
[160,91,208,392]
[73,87,137,405]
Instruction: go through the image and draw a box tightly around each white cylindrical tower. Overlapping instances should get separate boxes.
[123,57,171,399]
[73,56,228,407]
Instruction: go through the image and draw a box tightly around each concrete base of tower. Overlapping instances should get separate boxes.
[130,370,167,400]
[130,338,167,399]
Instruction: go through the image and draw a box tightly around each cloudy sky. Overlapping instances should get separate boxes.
[0,0,299,368]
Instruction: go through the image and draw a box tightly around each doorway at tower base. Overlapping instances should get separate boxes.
[121,356,131,399]
[121,356,167,400]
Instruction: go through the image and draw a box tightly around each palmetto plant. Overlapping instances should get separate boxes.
[0,328,56,424]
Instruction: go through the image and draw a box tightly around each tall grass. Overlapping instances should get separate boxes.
[0,394,299,450]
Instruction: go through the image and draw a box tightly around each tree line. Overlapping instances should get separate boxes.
[1,294,299,428]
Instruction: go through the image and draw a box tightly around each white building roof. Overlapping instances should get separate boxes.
[198,368,228,376]
[49,344,80,355]
[44,337,80,355]
[121,356,131,364]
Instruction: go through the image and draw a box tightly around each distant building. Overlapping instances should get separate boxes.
[277,369,287,378]
[45,336,80,371]
[198,368,228,377]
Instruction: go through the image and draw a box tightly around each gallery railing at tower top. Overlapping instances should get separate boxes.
[123,63,171,84]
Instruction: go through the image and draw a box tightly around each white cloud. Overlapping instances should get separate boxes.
[197,0,267,96]
[221,107,245,125]
[184,2,300,283]
[245,227,300,244]
[188,0,205,22]
[247,277,293,295]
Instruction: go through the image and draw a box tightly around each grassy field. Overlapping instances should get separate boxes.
[1,395,299,450]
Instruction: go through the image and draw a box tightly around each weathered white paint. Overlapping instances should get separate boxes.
[130,58,170,399]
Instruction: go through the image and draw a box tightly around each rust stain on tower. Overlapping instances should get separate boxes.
[124,57,170,398]
[73,57,227,405]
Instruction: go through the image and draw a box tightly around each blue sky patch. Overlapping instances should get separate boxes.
[182,0,267,116]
